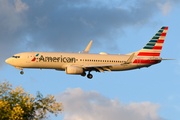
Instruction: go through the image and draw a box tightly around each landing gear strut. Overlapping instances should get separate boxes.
[87,71,93,79]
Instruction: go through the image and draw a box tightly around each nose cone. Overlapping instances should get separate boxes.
[5,58,12,65]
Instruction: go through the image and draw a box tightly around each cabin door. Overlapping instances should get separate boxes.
[26,54,34,63]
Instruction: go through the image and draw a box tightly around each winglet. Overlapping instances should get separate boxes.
[82,40,93,53]
[125,53,135,64]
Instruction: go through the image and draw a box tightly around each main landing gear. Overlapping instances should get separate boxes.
[87,73,93,79]
[81,72,86,77]
[87,71,93,79]
[81,71,93,79]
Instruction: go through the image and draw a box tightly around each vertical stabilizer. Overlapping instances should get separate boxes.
[127,26,168,57]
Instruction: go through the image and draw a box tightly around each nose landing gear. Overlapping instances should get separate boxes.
[20,71,24,75]
[20,68,24,75]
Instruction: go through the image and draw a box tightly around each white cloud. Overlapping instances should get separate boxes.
[56,88,164,120]
[0,0,29,67]
[80,18,95,28]
[14,0,29,12]
[158,0,173,15]
[0,0,180,68]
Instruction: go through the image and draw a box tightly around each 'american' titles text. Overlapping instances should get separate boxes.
[37,55,76,63]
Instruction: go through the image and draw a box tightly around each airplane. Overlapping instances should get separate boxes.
[5,26,171,79]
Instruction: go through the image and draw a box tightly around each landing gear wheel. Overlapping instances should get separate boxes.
[20,71,24,75]
[87,74,93,79]
[81,72,86,77]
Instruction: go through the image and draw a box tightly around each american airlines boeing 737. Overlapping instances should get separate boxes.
[6,27,170,79]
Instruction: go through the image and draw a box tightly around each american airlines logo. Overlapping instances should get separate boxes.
[32,53,76,63]
[31,53,39,61]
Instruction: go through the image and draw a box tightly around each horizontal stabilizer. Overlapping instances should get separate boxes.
[161,59,176,60]
[147,58,176,60]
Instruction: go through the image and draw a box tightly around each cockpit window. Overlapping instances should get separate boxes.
[12,56,20,58]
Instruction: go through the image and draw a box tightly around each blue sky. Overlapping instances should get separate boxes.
[0,0,180,120]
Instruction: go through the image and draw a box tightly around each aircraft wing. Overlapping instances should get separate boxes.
[79,52,135,73]
[82,64,122,68]
[81,63,124,73]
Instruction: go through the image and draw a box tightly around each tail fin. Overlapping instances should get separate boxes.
[127,26,168,57]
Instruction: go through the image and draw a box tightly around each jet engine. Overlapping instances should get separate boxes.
[65,65,84,74]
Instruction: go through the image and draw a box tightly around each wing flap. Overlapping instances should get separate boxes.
[95,67,105,73]
[81,63,123,73]
[82,63,122,68]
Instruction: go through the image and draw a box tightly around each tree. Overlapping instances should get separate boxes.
[0,80,63,120]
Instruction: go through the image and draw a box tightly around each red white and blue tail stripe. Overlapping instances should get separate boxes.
[136,26,168,57]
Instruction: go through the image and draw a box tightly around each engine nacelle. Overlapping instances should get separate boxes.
[65,65,84,75]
